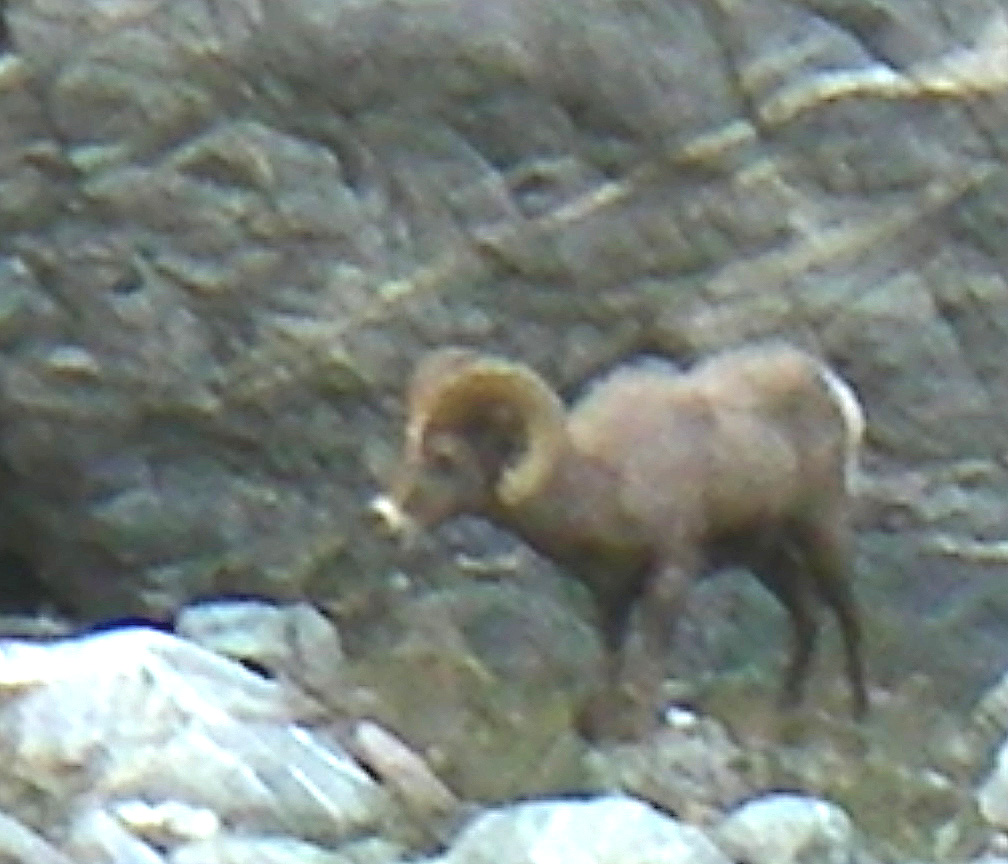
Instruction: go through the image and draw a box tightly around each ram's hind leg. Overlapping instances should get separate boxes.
[752,543,820,710]
[803,519,868,718]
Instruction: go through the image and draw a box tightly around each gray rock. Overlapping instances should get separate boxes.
[585,710,750,824]
[430,795,730,864]
[715,793,859,864]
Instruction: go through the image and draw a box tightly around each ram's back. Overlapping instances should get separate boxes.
[565,345,848,542]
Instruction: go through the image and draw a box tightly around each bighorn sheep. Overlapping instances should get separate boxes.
[371,341,868,727]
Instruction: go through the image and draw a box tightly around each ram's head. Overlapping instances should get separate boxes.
[370,348,566,539]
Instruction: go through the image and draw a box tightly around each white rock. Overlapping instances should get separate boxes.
[114,799,221,844]
[348,720,459,817]
[0,809,79,864]
[170,835,361,864]
[431,796,730,864]
[175,599,345,693]
[715,793,855,864]
[66,810,166,864]
[0,627,391,848]
[979,738,1008,829]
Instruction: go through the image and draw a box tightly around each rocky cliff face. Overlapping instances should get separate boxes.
[0,0,1003,629]
[5,1,1008,859]
[0,0,992,598]
[2,0,1008,735]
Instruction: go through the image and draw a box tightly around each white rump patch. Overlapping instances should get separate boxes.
[817,364,865,494]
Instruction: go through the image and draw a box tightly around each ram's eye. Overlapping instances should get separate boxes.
[426,437,461,474]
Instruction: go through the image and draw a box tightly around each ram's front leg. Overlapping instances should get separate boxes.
[573,585,647,740]
[638,562,693,704]
[592,590,632,691]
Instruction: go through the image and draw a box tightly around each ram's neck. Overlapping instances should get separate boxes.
[488,447,645,567]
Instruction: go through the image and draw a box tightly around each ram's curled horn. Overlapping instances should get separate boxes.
[405,347,484,454]
[409,353,566,505]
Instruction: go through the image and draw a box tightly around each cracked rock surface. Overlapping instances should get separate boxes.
[3,1,1008,860]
